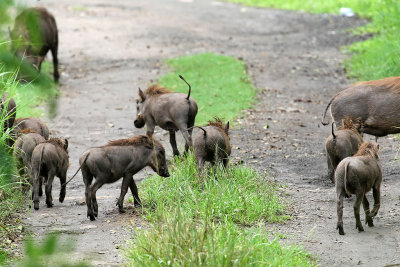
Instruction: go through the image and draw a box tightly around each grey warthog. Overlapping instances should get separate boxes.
[134,75,198,156]
[10,7,59,82]
[325,117,363,182]
[13,117,50,140]
[31,138,69,210]
[14,129,45,177]
[193,118,231,172]
[79,135,170,221]
[0,93,16,133]
[335,142,381,235]
[322,76,400,137]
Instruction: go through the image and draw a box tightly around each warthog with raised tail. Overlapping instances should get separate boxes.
[134,75,198,156]
[322,76,400,137]
[325,117,363,182]
[335,142,381,235]
[193,118,231,172]
[79,135,170,221]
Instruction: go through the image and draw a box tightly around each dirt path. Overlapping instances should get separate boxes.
[22,0,400,266]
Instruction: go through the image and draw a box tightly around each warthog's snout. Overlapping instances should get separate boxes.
[159,168,170,177]
[134,119,145,128]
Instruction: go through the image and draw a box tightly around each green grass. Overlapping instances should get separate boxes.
[125,210,314,266]
[159,53,257,125]
[139,152,289,225]
[226,0,400,81]
[124,153,313,266]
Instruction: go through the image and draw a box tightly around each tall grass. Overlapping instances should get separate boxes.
[124,153,314,266]
[159,53,257,125]
[139,152,289,226]
[226,0,400,81]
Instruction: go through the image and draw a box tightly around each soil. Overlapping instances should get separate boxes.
[19,0,400,266]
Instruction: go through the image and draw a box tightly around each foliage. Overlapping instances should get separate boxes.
[226,0,400,81]
[159,53,257,125]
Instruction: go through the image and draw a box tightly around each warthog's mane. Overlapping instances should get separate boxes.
[45,138,68,151]
[337,116,362,133]
[354,142,379,158]
[19,128,37,134]
[353,76,400,93]
[106,135,161,148]
[206,117,228,135]
[145,85,172,96]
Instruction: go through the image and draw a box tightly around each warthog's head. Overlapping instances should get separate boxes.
[134,88,146,128]
[149,140,170,178]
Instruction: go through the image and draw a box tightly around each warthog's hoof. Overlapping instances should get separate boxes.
[34,202,39,210]
[337,222,345,235]
[119,208,126,214]
[356,225,364,232]
[89,215,96,221]
[46,202,53,208]
[59,196,65,203]
[366,216,374,227]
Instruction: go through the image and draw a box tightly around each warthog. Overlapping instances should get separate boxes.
[79,135,170,221]
[10,7,59,82]
[322,76,400,137]
[335,142,381,235]
[13,117,50,140]
[14,129,46,178]
[325,117,363,182]
[193,118,231,172]
[134,75,198,156]
[0,93,16,133]
[31,138,69,210]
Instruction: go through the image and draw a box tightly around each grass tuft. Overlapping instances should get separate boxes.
[139,152,289,226]
[159,53,257,125]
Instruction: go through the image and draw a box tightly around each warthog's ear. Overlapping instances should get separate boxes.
[225,121,229,134]
[138,88,146,102]
[64,139,69,150]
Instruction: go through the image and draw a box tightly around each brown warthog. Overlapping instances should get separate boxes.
[0,93,16,133]
[10,7,59,82]
[322,76,400,137]
[193,118,231,172]
[325,117,363,182]
[14,129,45,177]
[13,117,50,140]
[79,135,170,221]
[335,142,381,235]
[134,75,198,156]
[31,138,69,210]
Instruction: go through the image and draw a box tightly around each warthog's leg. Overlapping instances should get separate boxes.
[117,174,132,213]
[45,173,55,208]
[39,177,43,197]
[90,179,105,219]
[51,41,60,82]
[327,156,335,183]
[181,129,193,153]
[185,127,194,152]
[354,192,365,232]
[59,171,67,203]
[370,181,381,217]
[169,130,180,157]
[129,179,142,208]
[32,174,41,210]
[362,195,374,227]
[336,190,345,235]
[223,158,229,169]
[82,170,94,220]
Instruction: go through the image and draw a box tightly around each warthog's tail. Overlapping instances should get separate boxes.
[322,96,336,126]
[331,122,336,140]
[343,161,350,194]
[61,152,90,187]
[179,75,191,100]
[197,126,207,137]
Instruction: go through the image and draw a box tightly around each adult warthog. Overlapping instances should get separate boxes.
[134,75,198,156]
[322,76,400,137]
[10,7,59,82]
[79,135,169,221]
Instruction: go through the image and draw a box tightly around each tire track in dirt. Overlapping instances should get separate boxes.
[22,0,400,266]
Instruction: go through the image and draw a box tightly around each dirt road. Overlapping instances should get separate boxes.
[22,0,400,266]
